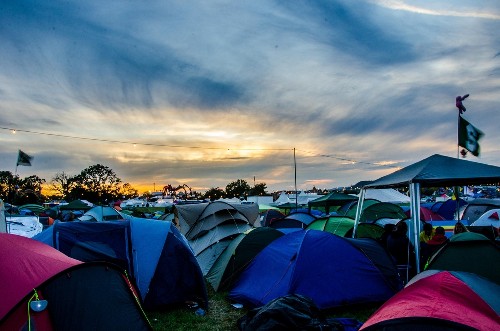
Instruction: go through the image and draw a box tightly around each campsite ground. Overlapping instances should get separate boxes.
[147,288,381,330]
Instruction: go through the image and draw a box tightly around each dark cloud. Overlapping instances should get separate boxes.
[279,0,417,65]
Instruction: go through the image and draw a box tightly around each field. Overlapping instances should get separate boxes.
[146,288,381,330]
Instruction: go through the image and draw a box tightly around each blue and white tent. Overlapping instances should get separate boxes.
[34,218,207,310]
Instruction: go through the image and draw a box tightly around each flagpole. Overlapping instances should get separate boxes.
[457,111,460,159]
[294,148,298,210]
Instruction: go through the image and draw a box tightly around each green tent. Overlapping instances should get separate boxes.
[307,216,385,240]
[206,227,284,292]
[359,202,407,222]
[344,199,380,219]
[307,192,358,214]
[426,232,500,284]
[306,216,355,236]
[59,200,93,211]
[18,204,46,215]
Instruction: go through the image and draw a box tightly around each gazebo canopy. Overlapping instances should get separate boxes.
[365,154,500,189]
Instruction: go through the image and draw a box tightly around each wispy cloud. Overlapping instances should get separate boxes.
[1,0,499,192]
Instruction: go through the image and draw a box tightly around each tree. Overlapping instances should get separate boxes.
[121,182,138,200]
[15,175,46,205]
[249,182,268,196]
[0,171,17,202]
[225,179,251,199]
[71,164,122,203]
[50,172,77,200]
[203,187,226,201]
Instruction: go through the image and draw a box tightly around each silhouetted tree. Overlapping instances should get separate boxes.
[203,187,226,201]
[249,182,268,196]
[70,164,122,203]
[50,171,77,200]
[225,179,250,199]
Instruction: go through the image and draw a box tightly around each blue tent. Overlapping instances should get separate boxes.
[229,229,403,309]
[34,218,207,310]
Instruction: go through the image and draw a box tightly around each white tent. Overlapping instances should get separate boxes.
[470,209,500,229]
[361,189,410,204]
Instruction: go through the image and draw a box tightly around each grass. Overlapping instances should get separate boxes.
[146,286,381,331]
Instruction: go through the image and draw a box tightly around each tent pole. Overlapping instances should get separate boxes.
[410,183,421,274]
[352,189,365,238]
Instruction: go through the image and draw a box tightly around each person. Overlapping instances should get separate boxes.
[386,221,416,282]
[453,222,468,235]
[427,226,448,245]
[420,226,448,269]
[386,221,415,266]
[419,222,434,244]
[378,223,395,248]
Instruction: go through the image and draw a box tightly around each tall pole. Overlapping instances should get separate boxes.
[457,111,460,159]
[294,148,298,210]
[455,94,469,219]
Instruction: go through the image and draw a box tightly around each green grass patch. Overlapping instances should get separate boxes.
[146,287,381,330]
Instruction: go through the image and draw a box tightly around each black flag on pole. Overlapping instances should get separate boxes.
[458,116,484,157]
[16,150,33,166]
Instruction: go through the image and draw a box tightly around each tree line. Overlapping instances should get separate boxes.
[0,164,269,205]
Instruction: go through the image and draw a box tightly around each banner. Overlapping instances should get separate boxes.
[458,116,483,157]
[16,150,33,166]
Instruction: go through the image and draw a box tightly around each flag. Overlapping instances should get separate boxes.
[16,150,33,166]
[458,116,484,157]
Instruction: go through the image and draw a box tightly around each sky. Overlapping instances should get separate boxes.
[1,0,499,195]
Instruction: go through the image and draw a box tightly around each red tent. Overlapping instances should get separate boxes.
[360,270,500,331]
[0,233,151,330]
[405,206,445,221]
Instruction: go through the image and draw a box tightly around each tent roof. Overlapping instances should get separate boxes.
[59,199,93,210]
[307,192,358,208]
[0,233,82,319]
[360,270,500,331]
[362,189,410,204]
[365,154,500,189]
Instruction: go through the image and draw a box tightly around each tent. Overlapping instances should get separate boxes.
[358,202,407,223]
[425,232,500,284]
[0,233,151,331]
[4,215,43,238]
[307,192,358,214]
[261,209,285,227]
[0,199,7,233]
[342,199,380,218]
[34,218,208,310]
[471,208,500,227]
[306,216,385,240]
[356,154,500,273]
[78,206,125,222]
[17,204,46,215]
[229,229,403,309]
[206,227,284,292]
[58,199,93,211]
[362,189,411,204]
[461,198,500,223]
[470,209,500,239]
[174,201,260,240]
[268,211,317,229]
[360,270,500,331]
[306,216,356,236]
[435,198,467,220]
[404,206,445,221]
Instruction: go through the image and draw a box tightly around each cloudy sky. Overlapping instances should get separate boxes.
[1,0,499,194]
